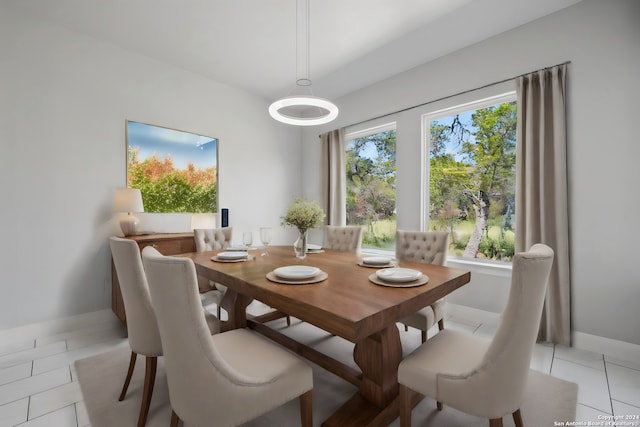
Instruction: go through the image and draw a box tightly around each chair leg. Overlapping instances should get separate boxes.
[170,409,183,427]
[489,418,504,427]
[399,384,412,427]
[286,315,291,327]
[438,318,445,331]
[421,331,427,343]
[217,304,221,320]
[404,324,408,332]
[512,409,523,427]
[137,356,157,427]
[119,351,137,401]
[436,401,443,411]
[299,390,313,427]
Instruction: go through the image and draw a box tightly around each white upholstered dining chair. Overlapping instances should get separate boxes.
[324,225,363,252]
[398,243,554,427]
[193,228,233,318]
[194,227,292,326]
[141,246,314,427]
[396,230,450,342]
[109,237,220,427]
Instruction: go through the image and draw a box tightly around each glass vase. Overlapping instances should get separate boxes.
[294,230,308,259]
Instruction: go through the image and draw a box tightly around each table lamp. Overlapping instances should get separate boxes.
[113,188,144,236]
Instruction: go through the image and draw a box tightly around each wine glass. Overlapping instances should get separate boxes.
[259,227,272,256]
[242,231,253,252]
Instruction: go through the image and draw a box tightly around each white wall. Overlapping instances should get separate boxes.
[302,0,640,345]
[0,5,302,329]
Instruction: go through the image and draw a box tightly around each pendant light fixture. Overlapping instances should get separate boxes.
[269,0,338,126]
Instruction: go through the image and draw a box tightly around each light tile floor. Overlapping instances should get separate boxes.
[0,305,638,427]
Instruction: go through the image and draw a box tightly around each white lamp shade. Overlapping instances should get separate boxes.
[113,188,144,236]
[113,188,144,213]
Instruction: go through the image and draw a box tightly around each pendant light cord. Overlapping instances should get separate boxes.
[296,0,311,87]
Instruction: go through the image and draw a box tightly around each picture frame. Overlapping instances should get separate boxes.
[126,120,218,213]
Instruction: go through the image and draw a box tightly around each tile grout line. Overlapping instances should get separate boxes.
[603,355,614,415]
[606,359,640,373]
[611,398,640,410]
[577,402,614,415]
[74,400,80,427]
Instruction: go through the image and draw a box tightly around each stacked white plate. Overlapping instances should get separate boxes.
[375,268,422,283]
[306,244,323,252]
[273,266,320,280]
[361,256,393,267]
[215,251,249,261]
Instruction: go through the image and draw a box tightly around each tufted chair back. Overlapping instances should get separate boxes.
[194,228,233,252]
[395,230,450,266]
[324,225,363,252]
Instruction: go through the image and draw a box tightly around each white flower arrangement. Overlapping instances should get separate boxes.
[281,198,326,233]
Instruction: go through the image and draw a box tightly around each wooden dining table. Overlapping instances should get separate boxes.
[184,245,471,427]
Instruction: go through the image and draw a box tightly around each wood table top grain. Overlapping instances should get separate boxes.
[186,245,470,343]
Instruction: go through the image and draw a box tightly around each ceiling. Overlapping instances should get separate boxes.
[8,0,582,101]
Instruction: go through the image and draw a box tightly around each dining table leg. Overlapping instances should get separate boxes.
[219,289,252,331]
[354,325,402,407]
[322,324,403,427]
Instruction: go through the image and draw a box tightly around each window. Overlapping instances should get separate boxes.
[345,123,397,250]
[424,93,517,262]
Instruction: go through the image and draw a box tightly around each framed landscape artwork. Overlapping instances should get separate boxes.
[126,120,218,213]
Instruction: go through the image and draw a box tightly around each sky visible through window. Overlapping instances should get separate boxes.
[436,111,474,162]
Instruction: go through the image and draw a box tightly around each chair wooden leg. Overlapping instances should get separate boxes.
[513,409,523,427]
[489,417,504,427]
[436,401,443,411]
[399,384,412,427]
[299,390,313,427]
[404,324,408,332]
[119,351,137,401]
[170,409,182,427]
[217,304,221,320]
[137,356,157,427]
[438,318,445,331]
[421,331,427,343]
[286,315,291,327]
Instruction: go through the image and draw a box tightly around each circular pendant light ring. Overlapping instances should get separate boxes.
[269,95,339,126]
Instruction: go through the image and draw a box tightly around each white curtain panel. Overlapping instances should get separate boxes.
[321,128,347,226]
[516,64,571,345]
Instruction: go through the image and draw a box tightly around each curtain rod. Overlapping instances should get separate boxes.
[320,60,571,136]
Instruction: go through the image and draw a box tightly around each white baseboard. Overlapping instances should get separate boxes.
[0,309,120,344]
[572,330,640,364]
[449,303,640,363]
[446,303,501,324]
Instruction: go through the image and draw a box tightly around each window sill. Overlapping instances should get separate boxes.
[446,258,512,278]
[361,248,512,278]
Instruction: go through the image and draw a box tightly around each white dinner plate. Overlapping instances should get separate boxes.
[376,268,422,283]
[216,251,249,260]
[362,256,392,266]
[273,266,321,280]
[307,244,323,251]
[227,245,248,251]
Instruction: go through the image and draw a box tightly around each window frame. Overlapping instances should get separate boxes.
[421,91,517,265]
[344,121,398,252]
